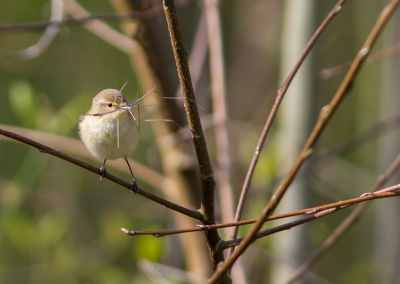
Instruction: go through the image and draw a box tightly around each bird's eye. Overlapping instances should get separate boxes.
[107,103,113,108]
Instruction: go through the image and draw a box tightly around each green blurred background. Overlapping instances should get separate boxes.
[1,0,400,283]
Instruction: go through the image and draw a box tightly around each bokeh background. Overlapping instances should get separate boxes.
[1,0,400,283]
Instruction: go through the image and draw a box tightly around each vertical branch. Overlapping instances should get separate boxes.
[208,0,400,282]
[162,0,214,220]
[162,1,230,282]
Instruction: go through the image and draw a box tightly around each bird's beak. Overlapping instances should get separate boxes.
[119,105,131,110]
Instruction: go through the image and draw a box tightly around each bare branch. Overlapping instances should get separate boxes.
[0,127,203,221]
[0,124,164,189]
[121,227,203,237]
[208,1,400,282]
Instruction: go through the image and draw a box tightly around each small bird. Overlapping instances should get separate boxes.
[79,88,140,193]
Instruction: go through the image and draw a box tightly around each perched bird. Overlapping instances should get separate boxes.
[79,89,139,193]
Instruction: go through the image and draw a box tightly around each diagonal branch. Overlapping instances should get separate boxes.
[0,124,164,189]
[229,0,348,246]
[0,127,203,221]
[208,0,400,282]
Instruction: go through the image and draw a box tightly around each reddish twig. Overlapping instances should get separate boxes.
[229,0,348,248]
[209,1,400,282]
[121,227,202,237]
[121,184,400,240]
[0,127,203,221]
[286,151,400,284]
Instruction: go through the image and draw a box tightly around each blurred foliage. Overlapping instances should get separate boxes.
[1,0,400,283]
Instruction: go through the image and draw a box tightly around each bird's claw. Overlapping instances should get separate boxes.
[100,166,107,182]
[129,181,138,195]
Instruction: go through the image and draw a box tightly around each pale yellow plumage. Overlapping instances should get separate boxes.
[79,88,139,192]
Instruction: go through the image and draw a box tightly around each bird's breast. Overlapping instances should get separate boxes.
[79,111,140,160]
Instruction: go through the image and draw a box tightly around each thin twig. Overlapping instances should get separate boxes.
[208,1,400,282]
[0,127,203,221]
[0,0,196,33]
[122,227,203,237]
[162,0,228,281]
[321,41,400,79]
[120,183,400,238]
[286,151,400,284]
[229,0,348,248]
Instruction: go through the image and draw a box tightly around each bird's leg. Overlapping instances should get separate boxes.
[125,158,138,195]
[100,159,107,181]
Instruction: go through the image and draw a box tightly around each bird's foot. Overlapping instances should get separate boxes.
[129,181,138,195]
[100,166,107,181]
